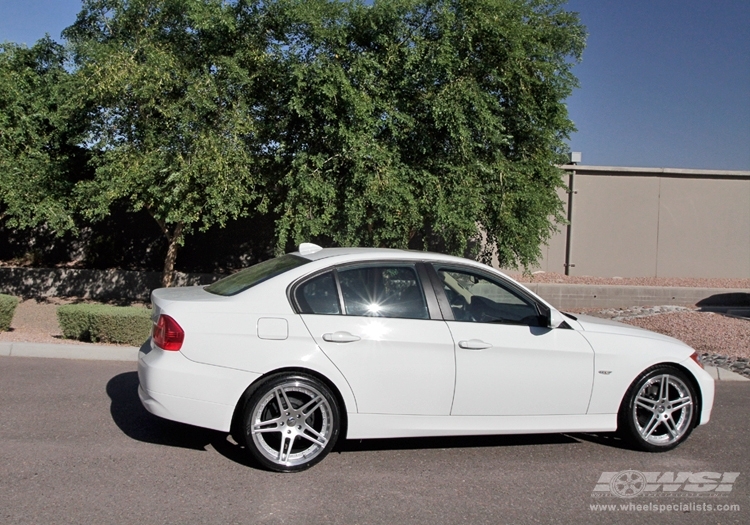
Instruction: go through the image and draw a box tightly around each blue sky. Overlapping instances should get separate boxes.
[1,0,748,170]
[565,0,749,170]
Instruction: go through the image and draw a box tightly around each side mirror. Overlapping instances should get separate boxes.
[548,308,566,328]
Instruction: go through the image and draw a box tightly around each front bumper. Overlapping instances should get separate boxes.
[680,356,715,426]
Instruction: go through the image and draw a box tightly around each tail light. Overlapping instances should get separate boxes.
[153,314,184,351]
[689,352,704,369]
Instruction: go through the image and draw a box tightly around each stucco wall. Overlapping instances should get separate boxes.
[537,166,750,278]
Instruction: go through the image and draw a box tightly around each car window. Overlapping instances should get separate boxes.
[205,254,310,296]
[435,267,542,325]
[337,265,429,320]
[295,272,341,315]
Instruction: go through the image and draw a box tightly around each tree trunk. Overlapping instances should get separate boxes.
[161,222,184,287]
[162,234,180,288]
[144,207,185,288]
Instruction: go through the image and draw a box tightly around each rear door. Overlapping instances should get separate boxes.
[297,263,456,415]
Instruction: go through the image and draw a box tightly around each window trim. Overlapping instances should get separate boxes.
[292,269,342,316]
[426,263,551,326]
[288,260,443,320]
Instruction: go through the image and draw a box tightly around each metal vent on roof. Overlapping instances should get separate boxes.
[299,243,323,255]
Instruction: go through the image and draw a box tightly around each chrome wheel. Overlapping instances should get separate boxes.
[244,375,339,472]
[620,366,698,452]
[632,373,693,445]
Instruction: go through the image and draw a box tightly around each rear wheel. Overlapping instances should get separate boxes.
[242,374,340,472]
[618,366,698,452]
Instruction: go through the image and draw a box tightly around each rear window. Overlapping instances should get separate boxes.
[205,254,310,296]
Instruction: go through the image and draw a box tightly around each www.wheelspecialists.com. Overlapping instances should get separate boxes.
[589,502,741,513]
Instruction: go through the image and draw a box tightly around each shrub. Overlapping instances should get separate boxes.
[0,294,19,331]
[57,304,152,346]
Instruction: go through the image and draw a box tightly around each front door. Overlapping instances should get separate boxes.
[432,265,595,416]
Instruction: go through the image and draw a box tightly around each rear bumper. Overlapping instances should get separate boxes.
[137,341,261,432]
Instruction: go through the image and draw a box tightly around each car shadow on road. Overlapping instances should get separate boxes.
[107,371,224,451]
[569,432,635,451]
[105,370,281,469]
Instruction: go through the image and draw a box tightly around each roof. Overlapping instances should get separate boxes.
[289,246,485,268]
[292,246,411,261]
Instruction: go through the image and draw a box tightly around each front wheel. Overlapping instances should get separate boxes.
[618,366,698,452]
[242,374,340,472]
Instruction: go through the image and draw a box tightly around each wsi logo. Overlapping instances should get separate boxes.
[592,471,740,498]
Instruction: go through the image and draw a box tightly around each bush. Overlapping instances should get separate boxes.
[0,294,19,331]
[57,304,152,346]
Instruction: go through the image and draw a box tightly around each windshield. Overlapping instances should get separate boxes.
[205,254,310,296]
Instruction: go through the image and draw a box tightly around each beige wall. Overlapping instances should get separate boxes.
[535,187,568,274]
[535,166,750,278]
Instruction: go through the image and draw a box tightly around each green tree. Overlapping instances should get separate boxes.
[2,0,583,280]
[0,38,87,236]
[64,0,273,285]
[270,0,585,269]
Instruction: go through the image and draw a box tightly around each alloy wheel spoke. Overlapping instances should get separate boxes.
[254,424,283,434]
[302,424,328,446]
[277,388,294,412]
[635,395,658,412]
[663,416,679,439]
[254,415,284,433]
[670,396,692,412]
[301,397,325,418]
[659,376,669,402]
[299,394,322,414]
[641,414,661,438]
[279,434,296,463]
[274,389,286,413]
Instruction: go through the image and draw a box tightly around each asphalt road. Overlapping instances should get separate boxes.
[1,356,748,525]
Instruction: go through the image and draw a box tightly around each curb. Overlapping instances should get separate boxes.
[703,365,749,382]
[1,342,747,381]
[0,342,139,362]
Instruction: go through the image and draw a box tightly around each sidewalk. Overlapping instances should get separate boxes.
[0,341,140,362]
[1,340,747,381]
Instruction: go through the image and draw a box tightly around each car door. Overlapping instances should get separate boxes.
[296,263,456,416]
[429,265,595,416]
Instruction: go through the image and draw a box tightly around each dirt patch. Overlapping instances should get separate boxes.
[0,298,148,346]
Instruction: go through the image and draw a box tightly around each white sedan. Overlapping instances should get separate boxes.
[138,244,714,472]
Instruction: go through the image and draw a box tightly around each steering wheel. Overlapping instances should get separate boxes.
[449,294,474,321]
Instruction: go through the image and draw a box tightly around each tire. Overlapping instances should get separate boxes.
[618,365,698,452]
[242,373,340,472]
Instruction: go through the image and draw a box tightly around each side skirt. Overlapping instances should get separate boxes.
[346,413,617,440]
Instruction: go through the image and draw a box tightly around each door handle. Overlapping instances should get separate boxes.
[458,339,492,350]
[323,331,361,343]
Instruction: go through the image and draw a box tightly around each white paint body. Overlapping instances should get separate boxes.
[138,248,714,441]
